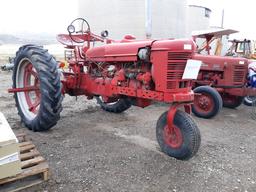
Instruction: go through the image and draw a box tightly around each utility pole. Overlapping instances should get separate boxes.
[145,0,152,39]
[221,9,224,28]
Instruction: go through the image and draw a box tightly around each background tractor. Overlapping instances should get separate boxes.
[191,29,256,118]
[226,39,256,106]
[9,18,201,160]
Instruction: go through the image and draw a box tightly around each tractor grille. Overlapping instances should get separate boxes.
[167,52,192,89]
[233,65,246,85]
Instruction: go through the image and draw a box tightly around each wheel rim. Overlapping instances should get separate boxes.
[163,125,183,148]
[245,96,256,104]
[194,93,214,114]
[16,58,40,120]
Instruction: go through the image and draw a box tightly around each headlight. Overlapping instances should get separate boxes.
[67,25,75,33]
[138,47,150,61]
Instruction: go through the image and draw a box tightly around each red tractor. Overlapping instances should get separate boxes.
[9,18,201,160]
[191,29,256,118]
[226,39,256,106]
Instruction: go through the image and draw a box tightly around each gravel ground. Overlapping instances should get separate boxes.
[0,69,256,192]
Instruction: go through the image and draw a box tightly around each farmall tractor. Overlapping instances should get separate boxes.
[226,39,256,106]
[191,29,256,118]
[9,18,201,160]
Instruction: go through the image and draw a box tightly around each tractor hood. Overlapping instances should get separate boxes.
[85,39,196,62]
[193,54,249,71]
[86,40,153,62]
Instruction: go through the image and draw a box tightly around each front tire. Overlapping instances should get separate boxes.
[192,86,223,118]
[13,45,63,131]
[156,110,201,160]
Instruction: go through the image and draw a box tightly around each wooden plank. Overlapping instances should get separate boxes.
[0,178,43,192]
[22,162,49,181]
[20,150,40,161]
[20,144,35,153]
[0,162,49,184]
[21,156,45,169]
[16,134,26,143]
[0,133,50,191]
[19,141,33,147]
[43,171,49,181]
[16,133,26,138]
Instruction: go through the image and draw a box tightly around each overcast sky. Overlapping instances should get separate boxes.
[0,0,255,39]
[188,0,256,39]
[0,0,78,34]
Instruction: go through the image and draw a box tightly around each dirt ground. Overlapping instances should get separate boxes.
[0,69,256,192]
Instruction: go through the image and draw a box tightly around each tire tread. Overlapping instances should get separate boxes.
[13,44,63,131]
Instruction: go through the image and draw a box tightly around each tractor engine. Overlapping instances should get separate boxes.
[60,39,197,108]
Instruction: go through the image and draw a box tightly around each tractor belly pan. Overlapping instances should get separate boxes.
[78,74,194,103]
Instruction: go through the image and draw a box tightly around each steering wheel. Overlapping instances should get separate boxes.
[67,18,91,43]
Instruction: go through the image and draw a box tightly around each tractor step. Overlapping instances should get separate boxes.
[0,134,49,192]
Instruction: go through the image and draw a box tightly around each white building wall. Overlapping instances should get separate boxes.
[78,0,187,39]
[78,0,210,40]
[78,0,145,39]
[151,0,187,38]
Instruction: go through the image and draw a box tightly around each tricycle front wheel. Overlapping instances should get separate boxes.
[156,110,201,160]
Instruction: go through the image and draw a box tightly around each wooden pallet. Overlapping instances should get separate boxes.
[0,133,49,192]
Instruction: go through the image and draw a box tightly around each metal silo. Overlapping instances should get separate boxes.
[186,5,211,37]
[78,0,187,39]
[151,0,187,38]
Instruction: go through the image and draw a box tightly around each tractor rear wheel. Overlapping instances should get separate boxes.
[244,96,256,106]
[192,86,222,118]
[222,95,244,108]
[96,96,131,113]
[12,45,63,131]
[156,110,201,160]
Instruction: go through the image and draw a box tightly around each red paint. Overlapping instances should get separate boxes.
[24,63,40,114]
[164,124,183,148]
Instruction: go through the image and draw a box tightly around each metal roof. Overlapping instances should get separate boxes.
[192,28,239,38]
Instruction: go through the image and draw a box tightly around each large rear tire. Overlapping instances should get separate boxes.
[222,95,244,108]
[13,45,63,131]
[96,96,131,113]
[192,86,223,119]
[156,110,201,160]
